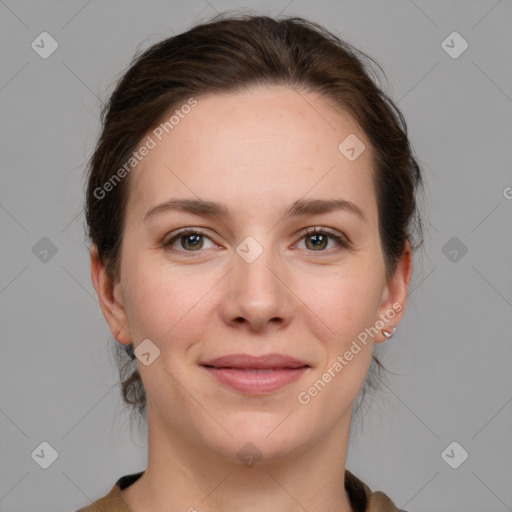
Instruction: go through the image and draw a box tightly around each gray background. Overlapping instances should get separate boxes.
[1,0,511,511]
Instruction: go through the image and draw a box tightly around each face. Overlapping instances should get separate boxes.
[91,85,411,464]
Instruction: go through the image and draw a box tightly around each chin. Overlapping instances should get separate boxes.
[200,415,312,466]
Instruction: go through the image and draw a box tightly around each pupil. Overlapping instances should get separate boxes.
[185,234,202,249]
[309,233,326,249]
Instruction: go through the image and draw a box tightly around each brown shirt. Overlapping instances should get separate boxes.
[76,470,408,512]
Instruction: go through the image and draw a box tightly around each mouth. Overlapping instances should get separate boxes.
[199,353,311,394]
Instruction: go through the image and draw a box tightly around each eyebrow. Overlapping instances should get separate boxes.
[144,197,367,223]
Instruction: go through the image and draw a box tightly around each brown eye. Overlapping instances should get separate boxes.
[163,229,215,252]
[305,231,329,250]
[299,227,349,252]
[179,233,204,250]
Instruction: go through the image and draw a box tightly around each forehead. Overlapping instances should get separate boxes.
[126,86,377,225]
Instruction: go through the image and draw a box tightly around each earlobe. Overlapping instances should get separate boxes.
[376,242,413,343]
[89,245,132,345]
[381,326,397,340]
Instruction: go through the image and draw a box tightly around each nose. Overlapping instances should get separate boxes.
[220,241,293,333]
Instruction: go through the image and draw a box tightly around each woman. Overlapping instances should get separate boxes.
[78,12,423,512]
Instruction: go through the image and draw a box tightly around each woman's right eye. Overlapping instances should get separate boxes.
[163,229,216,253]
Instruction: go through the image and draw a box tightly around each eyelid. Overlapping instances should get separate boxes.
[162,227,215,247]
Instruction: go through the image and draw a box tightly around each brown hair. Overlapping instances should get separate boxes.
[85,12,424,423]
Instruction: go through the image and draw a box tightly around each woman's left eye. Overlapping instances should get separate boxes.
[296,227,349,252]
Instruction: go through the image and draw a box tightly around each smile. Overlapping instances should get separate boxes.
[199,353,311,394]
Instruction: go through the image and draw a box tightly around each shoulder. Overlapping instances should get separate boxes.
[345,469,409,512]
[75,472,143,512]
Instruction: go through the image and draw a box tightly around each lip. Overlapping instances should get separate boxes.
[200,353,309,369]
[200,353,310,394]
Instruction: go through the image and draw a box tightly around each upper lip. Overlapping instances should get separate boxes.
[200,353,309,369]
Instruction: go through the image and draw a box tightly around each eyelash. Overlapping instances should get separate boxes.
[162,227,350,256]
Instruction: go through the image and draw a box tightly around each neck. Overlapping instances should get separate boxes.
[122,406,355,512]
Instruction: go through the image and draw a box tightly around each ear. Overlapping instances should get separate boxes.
[374,241,413,343]
[90,244,131,345]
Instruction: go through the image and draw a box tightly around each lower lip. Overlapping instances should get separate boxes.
[202,366,309,394]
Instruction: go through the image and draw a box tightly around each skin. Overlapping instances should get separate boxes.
[90,85,412,512]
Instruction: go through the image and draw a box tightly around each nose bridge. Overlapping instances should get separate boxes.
[234,233,281,299]
[224,232,291,329]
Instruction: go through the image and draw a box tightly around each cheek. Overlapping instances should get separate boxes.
[295,275,378,410]
[121,257,215,348]
[295,269,382,347]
